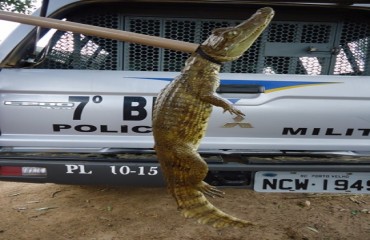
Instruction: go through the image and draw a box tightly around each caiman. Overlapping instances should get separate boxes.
[152,7,274,228]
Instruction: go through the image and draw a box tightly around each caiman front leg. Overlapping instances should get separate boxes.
[201,94,245,117]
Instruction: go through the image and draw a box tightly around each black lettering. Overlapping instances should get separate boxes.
[123,97,147,121]
[323,179,328,190]
[334,179,348,190]
[279,179,293,190]
[121,125,128,133]
[69,96,89,120]
[282,128,307,135]
[350,180,364,191]
[262,179,277,190]
[325,128,342,136]
[312,128,320,135]
[53,124,71,132]
[295,179,309,190]
[75,125,97,132]
[358,128,370,136]
[92,95,103,104]
[100,125,118,133]
[152,97,157,111]
[345,128,354,136]
[132,126,152,133]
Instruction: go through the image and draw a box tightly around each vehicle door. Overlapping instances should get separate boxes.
[1,2,369,152]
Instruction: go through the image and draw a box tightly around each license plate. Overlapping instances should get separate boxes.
[254,171,370,193]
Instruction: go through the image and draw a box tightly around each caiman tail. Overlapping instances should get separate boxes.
[156,146,252,228]
[174,186,252,228]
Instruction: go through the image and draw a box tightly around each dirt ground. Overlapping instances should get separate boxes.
[1,181,370,240]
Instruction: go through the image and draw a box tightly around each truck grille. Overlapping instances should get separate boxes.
[36,10,370,76]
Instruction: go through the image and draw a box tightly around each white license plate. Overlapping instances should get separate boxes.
[254,171,370,193]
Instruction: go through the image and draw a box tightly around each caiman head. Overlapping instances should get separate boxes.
[198,7,274,64]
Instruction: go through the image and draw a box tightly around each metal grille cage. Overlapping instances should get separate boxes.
[36,9,370,76]
[39,12,119,70]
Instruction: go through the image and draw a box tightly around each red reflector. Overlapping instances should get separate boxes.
[0,166,22,176]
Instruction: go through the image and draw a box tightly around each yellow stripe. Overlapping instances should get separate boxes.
[265,82,339,93]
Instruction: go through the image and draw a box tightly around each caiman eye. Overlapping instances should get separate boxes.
[227,30,238,37]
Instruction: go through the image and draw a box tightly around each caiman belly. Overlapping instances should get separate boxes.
[152,82,212,146]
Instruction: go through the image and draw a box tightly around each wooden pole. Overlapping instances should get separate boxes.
[0,10,198,53]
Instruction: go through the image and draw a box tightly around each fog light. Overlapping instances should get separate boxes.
[0,166,47,177]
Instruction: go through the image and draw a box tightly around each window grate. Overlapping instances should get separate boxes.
[36,11,370,76]
[334,21,370,75]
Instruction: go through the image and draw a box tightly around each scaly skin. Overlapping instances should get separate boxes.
[152,7,274,228]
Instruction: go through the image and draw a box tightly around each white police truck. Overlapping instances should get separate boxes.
[1,0,370,193]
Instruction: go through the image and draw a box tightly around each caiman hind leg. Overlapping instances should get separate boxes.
[155,145,179,199]
[170,144,224,202]
[170,144,251,228]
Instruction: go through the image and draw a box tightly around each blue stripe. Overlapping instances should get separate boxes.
[129,77,327,91]
[228,98,240,104]
[219,80,324,91]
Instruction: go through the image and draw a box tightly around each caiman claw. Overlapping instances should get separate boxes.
[223,105,245,117]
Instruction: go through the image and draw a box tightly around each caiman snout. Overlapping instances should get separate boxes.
[200,7,274,63]
[258,7,275,17]
[244,7,274,27]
